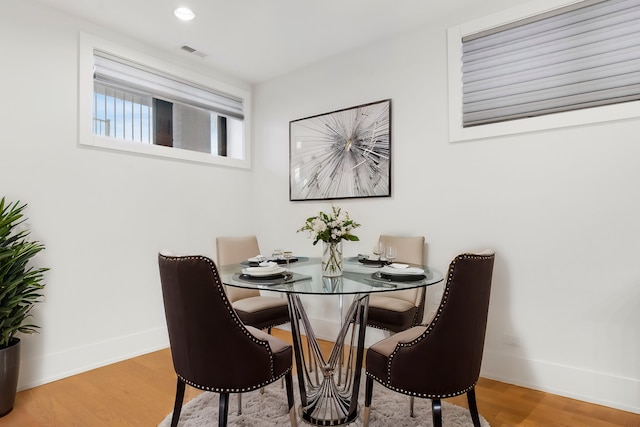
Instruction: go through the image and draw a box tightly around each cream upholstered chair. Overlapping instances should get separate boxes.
[363,250,495,427]
[158,253,297,427]
[215,236,290,333]
[366,235,426,333]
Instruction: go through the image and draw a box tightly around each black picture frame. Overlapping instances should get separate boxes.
[289,99,391,201]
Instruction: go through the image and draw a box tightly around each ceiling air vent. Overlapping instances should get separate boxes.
[180,45,207,58]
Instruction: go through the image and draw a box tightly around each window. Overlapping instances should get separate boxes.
[93,82,152,142]
[448,0,640,141]
[79,33,251,168]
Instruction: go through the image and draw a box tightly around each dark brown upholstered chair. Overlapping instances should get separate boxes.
[366,235,427,333]
[216,236,290,333]
[363,250,495,427]
[158,253,297,427]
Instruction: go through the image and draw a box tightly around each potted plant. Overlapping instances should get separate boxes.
[0,197,47,416]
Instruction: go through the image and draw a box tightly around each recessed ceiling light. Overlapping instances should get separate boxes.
[174,7,195,21]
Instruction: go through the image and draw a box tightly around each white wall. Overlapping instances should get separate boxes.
[251,10,640,415]
[1,1,255,389]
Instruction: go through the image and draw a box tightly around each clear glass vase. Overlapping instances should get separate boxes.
[322,241,343,277]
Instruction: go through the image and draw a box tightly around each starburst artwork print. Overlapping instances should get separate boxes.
[289,99,391,201]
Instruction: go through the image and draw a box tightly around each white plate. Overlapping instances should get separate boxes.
[242,266,286,277]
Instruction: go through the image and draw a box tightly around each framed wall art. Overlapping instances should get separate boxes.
[289,99,391,201]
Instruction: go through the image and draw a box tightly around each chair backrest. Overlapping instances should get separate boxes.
[216,235,261,265]
[216,235,261,302]
[379,235,425,265]
[388,250,495,395]
[378,235,426,306]
[158,253,276,391]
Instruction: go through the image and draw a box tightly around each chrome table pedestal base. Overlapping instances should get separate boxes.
[287,284,369,426]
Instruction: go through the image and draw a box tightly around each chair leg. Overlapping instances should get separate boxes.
[467,387,482,427]
[431,398,442,427]
[363,376,373,427]
[409,396,415,417]
[170,378,186,427]
[237,393,242,415]
[284,371,297,426]
[219,393,230,426]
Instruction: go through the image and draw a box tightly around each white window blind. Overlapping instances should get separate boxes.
[462,0,640,127]
[93,51,244,120]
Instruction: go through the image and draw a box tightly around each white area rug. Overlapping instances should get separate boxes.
[158,376,490,426]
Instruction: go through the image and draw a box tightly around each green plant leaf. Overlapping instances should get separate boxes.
[0,197,47,349]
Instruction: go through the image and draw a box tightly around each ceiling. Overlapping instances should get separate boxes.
[35,0,486,84]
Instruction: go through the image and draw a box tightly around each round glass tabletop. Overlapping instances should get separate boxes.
[218,257,444,295]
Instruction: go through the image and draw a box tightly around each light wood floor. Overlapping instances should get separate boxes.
[1,329,638,426]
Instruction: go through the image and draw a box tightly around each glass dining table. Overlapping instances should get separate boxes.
[218,256,444,426]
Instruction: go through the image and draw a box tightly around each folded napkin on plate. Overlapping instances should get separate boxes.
[247,255,266,263]
[258,261,278,268]
[388,263,409,269]
[380,265,424,275]
[243,264,282,274]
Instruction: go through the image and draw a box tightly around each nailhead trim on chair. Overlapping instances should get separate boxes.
[365,371,477,399]
[370,252,494,398]
[161,254,284,385]
[178,368,292,393]
[367,324,391,331]
[233,314,289,332]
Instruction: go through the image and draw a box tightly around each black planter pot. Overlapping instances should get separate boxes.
[0,338,20,417]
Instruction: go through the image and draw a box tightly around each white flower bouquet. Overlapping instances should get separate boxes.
[297,206,361,245]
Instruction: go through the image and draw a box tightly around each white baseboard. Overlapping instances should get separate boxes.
[481,349,640,414]
[18,327,169,391]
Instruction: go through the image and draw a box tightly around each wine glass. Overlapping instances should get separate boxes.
[385,246,397,265]
[373,241,385,261]
[283,250,293,272]
[271,249,283,261]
